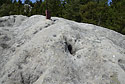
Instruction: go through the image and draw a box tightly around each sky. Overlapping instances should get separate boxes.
[108,0,112,5]
[29,0,36,3]
[16,0,37,3]
[17,0,112,4]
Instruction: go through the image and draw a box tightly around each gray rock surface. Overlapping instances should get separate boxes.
[0,15,125,84]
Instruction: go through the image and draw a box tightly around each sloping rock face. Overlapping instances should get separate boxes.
[0,15,125,84]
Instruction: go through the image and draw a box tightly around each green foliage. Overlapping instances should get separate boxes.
[80,0,124,35]
[45,0,63,17]
[0,0,124,35]
[25,0,30,4]
[62,0,81,22]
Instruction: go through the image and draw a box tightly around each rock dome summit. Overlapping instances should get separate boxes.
[0,15,125,84]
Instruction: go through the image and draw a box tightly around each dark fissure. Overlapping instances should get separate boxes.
[68,44,73,54]
[65,42,73,55]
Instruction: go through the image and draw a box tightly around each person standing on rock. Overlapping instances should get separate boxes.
[45,0,51,19]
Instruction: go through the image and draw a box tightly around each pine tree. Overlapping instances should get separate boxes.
[44,0,62,17]
[18,0,22,5]
[0,0,124,35]
[62,0,81,22]
[25,0,30,4]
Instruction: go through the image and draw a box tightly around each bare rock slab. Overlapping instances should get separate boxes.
[0,15,125,84]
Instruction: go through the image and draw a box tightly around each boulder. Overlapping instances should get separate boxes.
[0,15,125,84]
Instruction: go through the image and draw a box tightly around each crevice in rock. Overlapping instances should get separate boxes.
[118,59,125,71]
[65,41,75,55]
[0,43,10,49]
[44,19,56,28]
[2,35,11,41]
[33,30,38,34]
[68,44,73,54]
[44,24,51,28]
[33,20,56,35]
[20,72,25,84]
[53,34,56,37]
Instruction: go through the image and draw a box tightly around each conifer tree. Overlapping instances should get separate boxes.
[18,0,22,5]
[0,0,124,35]
[25,0,30,4]
[62,0,81,22]
[45,0,62,17]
